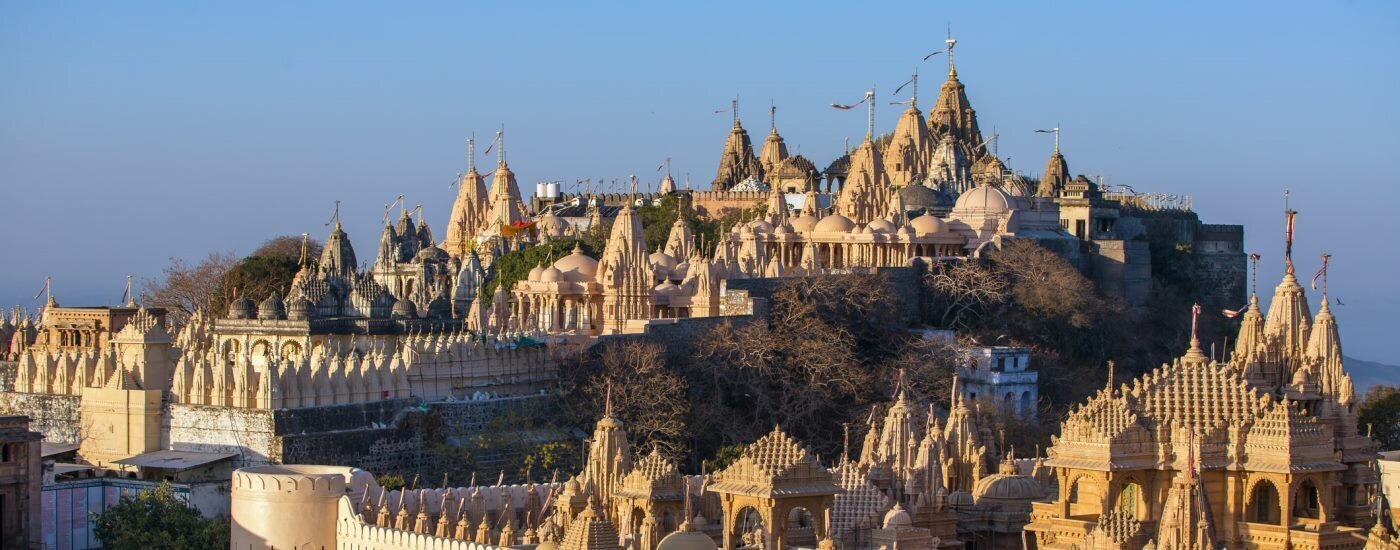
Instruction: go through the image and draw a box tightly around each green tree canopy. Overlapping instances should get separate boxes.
[92,482,228,550]
[1360,385,1400,451]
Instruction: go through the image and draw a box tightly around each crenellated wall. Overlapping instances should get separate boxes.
[688,190,768,219]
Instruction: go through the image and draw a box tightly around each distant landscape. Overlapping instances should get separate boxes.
[1345,355,1400,392]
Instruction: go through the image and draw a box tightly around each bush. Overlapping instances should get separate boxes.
[92,482,228,550]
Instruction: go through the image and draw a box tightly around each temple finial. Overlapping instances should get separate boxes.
[604,380,613,418]
[497,126,506,165]
[732,98,739,127]
[467,133,476,173]
[1283,192,1297,275]
[1106,360,1115,395]
[769,101,776,132]
[945,24,958,77]
[865,87,876,141]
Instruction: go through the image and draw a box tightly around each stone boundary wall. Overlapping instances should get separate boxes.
[0,392,81,443]
[168,403,280,467]
[334,496,508,550]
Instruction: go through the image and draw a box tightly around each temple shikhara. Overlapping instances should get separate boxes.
[2,32,1392,550]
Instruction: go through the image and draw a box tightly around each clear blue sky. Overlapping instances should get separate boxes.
[2,1,1397,363]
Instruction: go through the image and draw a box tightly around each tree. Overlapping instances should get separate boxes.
[139,252,238,327]
[91,482,228,550]
[478,239,596,301]
[565,340,690,460]
[1360,385,1400,451]
[251,235,323,261]
[925,260,1008,331]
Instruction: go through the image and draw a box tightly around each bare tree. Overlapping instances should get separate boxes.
[989,240,1100,329]
[139,252,238,328]
[582,340,690,460]
[925,260,1008,331]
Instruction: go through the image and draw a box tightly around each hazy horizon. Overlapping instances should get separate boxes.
[3,2,1397,364]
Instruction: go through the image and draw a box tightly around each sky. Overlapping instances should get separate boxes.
[2,1,1398,363]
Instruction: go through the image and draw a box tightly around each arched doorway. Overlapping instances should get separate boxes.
[731,506,765,550]
[1251,480,1281,524]
[786,507,817,547]
[1293,479,1321,520]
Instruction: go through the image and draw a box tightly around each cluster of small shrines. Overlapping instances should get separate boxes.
[4,38,1390,550]
[231,249,1397,549]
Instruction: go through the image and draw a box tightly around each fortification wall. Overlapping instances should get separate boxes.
[168,403,280,467]
[0,392,80,443]
[689,190,768,219]
[1091,240,1153,307]
[1194,224,1247,308]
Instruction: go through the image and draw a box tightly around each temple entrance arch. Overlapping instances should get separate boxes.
[786,507,817,547]
[1293,478,1321,520]
[1249,479,1281,524]
[711,429,838,550]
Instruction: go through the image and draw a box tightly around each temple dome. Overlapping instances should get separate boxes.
[228,296,255,320]
[540,266,563,283]
[814,214,856,233]
[527,264,546,282]
[656,527,718,550]
[954,182,1014,213]
[972,470,1044,506]
[867,218,897,234]
[900,183,954,211]
[553,249,599,283]
[908,214,948,235]
[257,292,286,320]
[537,213,570,237]
[790,215,819,232]
[391,298,417,319]
[882,504,913,528]
[286,297,314,321]
[415,246,449,263]
[748,219,774,233]
[649,251,679,271]
[948,490,975,509]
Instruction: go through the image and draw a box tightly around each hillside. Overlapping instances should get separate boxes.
[1345,355,1400,392]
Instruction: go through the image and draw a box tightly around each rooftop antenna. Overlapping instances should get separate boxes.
[732,98,739,127]
[1284,190,1297,275]
[770,101,777,132]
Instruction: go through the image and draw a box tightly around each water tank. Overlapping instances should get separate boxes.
[536,182,547,198]
[547,182,560,198]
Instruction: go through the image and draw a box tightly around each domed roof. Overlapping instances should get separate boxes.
[882,504,913,528]
[649,251,678,271]
[228,296,256,320]
[671,262,690,281]
[653,282,680,296]
[425,294,451,319]
[535,542,560,550]
[954,183,1015,213]
[972,471,1045,505]
[553,248,599,283]
[540,266,563,283]
[527,264,545,282]
[900,183,954,209]
[866,218,897,234]
[656,527,718,550]
[415,246,448,263]
[908,214,948,235]
[257,292,286,320]
[286,297,314,321]
[748,220,774,233]
[391,298,417,319]
[813,214,856,233]
[537,213,569,236]
[790,215,818,233]
[948,490,975,509]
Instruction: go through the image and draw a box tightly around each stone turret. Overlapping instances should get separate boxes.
[597,201,652,334]
[711,115,763,191]
[443,145,491,259]
[885,104,935,188]
[927,56,983,153]
[1039,146,1070,198]
[836,139,891,225]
